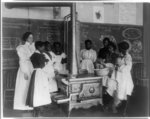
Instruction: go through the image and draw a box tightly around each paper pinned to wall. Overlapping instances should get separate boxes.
[119,3,136,24]
[93,6,104,23]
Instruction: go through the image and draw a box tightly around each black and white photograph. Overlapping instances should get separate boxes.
[1,1,150,118]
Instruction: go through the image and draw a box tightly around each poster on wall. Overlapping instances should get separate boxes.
[119,3,136,24]
[93,6,104,23]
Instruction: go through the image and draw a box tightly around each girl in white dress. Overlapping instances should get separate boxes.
[43,41,58,93]
[107,41,134,114]
[51,42,68,74]
[80,39,97,74]
[13,32,35,110]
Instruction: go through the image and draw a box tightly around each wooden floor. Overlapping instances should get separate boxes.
[3,85,149,117]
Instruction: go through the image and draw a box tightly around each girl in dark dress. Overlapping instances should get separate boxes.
[98,41,118,112]
[26,41,51,117]
[98,37,110,60]
[106,41,118,64]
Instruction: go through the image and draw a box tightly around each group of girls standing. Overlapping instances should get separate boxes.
[13,32,67,116]
[13,31,134,116]
[80,37,134,115]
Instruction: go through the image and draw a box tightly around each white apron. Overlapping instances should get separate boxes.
[33,68,51,107]
[80,49,97,73]
[43,52,58,93]
[50,52,68,74]
[13,42,35,110]
[108,53,134,101]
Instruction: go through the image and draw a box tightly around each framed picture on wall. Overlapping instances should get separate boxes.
[93,6,104,23]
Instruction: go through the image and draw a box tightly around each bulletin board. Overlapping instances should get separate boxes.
[80,22,143,63]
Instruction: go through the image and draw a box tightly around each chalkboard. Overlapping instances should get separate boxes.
[80,22,143,62]
[2,18,64,68]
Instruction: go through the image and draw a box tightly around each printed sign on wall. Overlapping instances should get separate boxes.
[119,3,136,25]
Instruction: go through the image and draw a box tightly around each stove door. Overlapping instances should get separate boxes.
[79,81,102,100]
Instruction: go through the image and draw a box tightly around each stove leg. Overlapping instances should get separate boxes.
[68,110,71,117]
[68,102,72,117]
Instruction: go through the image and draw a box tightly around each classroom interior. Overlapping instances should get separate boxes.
[2,2,150,118]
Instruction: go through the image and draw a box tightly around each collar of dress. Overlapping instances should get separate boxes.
[25,41,35,47]
[35,50,41,54]
[85,49,93,51]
